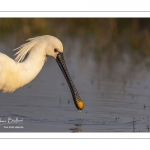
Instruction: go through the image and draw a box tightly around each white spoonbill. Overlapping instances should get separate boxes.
[0,35,84,110]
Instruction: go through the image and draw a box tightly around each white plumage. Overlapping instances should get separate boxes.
[0,35,63,93]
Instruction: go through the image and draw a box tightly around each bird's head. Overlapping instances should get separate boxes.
[46,36,84,110]
[45,36,63,59]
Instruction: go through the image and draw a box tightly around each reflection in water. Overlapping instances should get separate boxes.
[70,124,82,132]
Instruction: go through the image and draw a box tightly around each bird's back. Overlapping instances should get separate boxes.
[0,52,21,92]
[0,35,63,93]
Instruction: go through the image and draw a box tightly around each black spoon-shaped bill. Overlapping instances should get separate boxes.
[56,52,84,110]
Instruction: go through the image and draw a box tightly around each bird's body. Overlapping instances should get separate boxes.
[0,51,45,93]
[0,36,53,92]
[0,35,84,110]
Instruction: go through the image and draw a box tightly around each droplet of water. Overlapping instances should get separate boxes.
[78,110,83,119]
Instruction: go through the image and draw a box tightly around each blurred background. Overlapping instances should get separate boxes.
[0,18,150,132]
[1,18,150,78]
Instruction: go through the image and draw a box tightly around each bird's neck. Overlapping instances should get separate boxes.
[17,48,46,87]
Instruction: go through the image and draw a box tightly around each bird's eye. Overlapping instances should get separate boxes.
[54,49,58,53]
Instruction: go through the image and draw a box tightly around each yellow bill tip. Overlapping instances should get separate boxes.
[77,101,84,110]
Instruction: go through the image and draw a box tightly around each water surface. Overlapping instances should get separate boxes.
[0,41,150,132]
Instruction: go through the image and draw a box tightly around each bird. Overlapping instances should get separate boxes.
[0,35,84,110]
